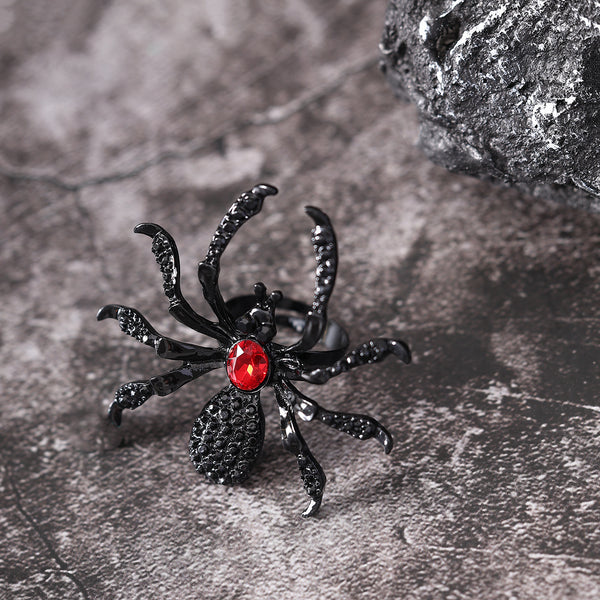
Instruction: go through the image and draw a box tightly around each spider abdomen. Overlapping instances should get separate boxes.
[189,386,264,485]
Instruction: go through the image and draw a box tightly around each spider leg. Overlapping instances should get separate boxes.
[285,381,393,454]
[197,184,278,333]
[300,338,411,384]
[134,222,230,344]
[287,207,338,353]
[273,382,326,518]
[97,304,225,362]
[189,384,264,484]
[108,361,218,426]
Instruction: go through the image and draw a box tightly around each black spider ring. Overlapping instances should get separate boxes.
[97,183,411,517]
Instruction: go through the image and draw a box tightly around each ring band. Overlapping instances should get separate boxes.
[225,295,349,367]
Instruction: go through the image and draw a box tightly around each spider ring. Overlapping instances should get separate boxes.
[97,183,411,517]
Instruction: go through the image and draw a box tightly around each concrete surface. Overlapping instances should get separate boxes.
[1,2,600,599]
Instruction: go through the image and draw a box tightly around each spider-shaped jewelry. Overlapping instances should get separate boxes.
[97,184,411,517]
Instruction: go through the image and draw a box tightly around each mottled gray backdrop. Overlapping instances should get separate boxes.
[1,2,600,600]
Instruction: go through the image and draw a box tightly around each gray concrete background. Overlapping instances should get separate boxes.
[1,2,600,599]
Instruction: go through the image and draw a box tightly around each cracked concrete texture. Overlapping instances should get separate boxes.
[1,2,600,599]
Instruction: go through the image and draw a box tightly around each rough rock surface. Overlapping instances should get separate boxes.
[380,0,600,210]
[2,2,600,599]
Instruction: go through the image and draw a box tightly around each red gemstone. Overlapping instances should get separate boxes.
[226,340,269,391]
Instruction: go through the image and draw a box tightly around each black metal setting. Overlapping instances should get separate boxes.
[97,183,411,517]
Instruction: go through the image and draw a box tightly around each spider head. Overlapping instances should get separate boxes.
[234,282,282,344]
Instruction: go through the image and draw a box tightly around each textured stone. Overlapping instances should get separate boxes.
[380,0,600,210]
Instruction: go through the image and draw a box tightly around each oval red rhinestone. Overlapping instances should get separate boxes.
[226,339,269,391]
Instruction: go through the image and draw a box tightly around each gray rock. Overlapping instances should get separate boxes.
[380,0,600,210]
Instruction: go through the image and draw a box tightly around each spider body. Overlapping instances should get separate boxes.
[98,184,411,517]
